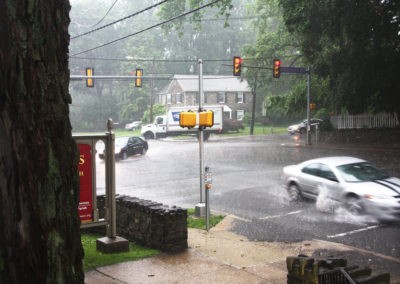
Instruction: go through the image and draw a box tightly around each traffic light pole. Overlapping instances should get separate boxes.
[198,59,205,205]
[306,67,311,145]
[194,59,206,217]
[276,63,312,145]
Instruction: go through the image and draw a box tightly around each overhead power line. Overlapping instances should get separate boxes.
[90,0,119,28]
[69,56,230,62]
[70,0,224,56]
[71,0,170,40]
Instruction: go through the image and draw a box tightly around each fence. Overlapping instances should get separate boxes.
[330,113,399,129]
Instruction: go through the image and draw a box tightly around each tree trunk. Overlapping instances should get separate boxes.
[0,1,84,283]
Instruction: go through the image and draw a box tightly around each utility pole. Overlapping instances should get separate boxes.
[250,74,258,135]
[306,67,311,145]
[149,58,155,123]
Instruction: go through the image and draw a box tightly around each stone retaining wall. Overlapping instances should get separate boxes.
[95,195,188,253]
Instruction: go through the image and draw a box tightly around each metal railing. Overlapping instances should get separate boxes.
[318,268,356,284]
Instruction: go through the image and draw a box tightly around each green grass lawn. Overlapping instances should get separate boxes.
[221,125,287,137]
[81,234,159,271]
[112,125,287,138]
[82,209,224,271]
[186,208,225,230]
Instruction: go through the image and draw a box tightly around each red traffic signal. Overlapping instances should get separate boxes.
[273,59,281,78]
[233,56,242,76]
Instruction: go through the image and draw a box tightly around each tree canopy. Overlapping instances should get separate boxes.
[68,0,400,130]
[161,0,400,117]
[279,0,400,114]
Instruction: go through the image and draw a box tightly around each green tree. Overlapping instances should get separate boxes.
[241,0,307,123]
[0,0,84,282]
[279,0,400,113]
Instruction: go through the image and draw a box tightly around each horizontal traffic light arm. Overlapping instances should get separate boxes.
[70,75,171,81]
[222,63,310,74]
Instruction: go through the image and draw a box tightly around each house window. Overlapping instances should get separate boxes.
[217,92,226,103]
[237,110,244,120]
[167,93,171,105]
[236,92,244,103]
[176,93,182,104]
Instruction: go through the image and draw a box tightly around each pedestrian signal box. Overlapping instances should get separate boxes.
[199,111,214,128]
[179,111,196,128]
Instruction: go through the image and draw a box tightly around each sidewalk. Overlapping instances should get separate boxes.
[85,215,394,284]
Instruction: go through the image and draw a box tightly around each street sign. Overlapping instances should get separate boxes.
[78,143,93,223]
[280,66,308,74]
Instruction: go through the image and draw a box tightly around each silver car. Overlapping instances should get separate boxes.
[125,120,142,131]
[282,156,400,219]
[287,118,323,134]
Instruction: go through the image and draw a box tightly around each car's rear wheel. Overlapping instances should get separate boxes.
[121,152,128,160]
[287,183,302,201]
[344,196,364,215]
[141,148,147,155]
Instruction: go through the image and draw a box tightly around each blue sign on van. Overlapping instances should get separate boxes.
[172,112,180,122]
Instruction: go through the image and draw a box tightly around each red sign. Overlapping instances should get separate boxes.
[78,144,93,223]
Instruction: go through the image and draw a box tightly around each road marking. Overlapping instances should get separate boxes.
[225,214,251,222]
[259,210,304,220]
[326,225,380,239]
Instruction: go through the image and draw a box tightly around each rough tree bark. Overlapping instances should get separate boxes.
[0,1,84,283]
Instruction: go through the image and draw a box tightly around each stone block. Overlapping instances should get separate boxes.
[96,236,129,254]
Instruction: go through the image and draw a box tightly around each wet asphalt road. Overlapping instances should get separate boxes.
[95,134,400,275]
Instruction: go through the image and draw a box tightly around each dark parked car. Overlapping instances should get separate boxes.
[282,156,400,219]
[223,118,245,133]
[99,136,148,160]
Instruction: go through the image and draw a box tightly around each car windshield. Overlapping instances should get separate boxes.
[336,162,389,182]
[115,137,129,147]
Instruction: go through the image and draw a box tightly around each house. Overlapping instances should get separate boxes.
[156,75,253,120]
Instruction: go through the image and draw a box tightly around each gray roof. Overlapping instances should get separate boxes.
[164,75,251,93]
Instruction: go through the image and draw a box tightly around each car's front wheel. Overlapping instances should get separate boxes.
[344,196,364,215]
[141,148,147,155]
[287,183,302,202]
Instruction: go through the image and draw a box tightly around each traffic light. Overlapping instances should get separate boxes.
[233,56,242,76]
[135,68,143,87]
[199,110,214,128]
[86,67,94,87]
[179,111,196,128]
[273,59,281,78]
